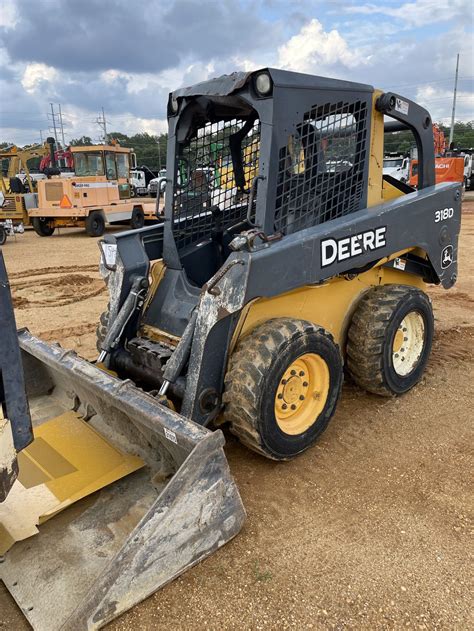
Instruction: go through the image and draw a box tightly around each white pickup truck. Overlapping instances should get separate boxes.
[383,155,410,183]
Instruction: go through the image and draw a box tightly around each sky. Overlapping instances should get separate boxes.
[0,0,472,145]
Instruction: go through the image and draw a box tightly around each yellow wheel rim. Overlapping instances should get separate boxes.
[274,353,330,435]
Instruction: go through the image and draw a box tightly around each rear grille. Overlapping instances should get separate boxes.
[45,182,64,202]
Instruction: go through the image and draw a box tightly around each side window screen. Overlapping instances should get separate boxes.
[105,153,117,180]
[116,154,129,179]
[275,100,369,235]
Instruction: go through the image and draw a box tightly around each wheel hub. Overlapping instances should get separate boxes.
[392,311,425,376]
[275,353,330,435]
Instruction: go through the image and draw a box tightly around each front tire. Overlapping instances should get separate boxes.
[224,318,343,460]
[85,211,105,237]
[32,217,55,237]
[346,285,434,396]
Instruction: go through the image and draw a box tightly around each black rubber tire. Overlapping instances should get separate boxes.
[130,207,145,230]
[96,305,110,352]
[85,211,105,237]
[224,318,343,460]
[32,217,55,237]
[346,285,434,397]
[0,226,6,245]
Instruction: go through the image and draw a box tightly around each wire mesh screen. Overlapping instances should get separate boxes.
[172,118,260,250]
[274,100,368,235]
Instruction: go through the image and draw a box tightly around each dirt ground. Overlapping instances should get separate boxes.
[1,203,473,630]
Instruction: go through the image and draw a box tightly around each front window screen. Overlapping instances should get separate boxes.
[105,152,117,180]
[74,152,104,176]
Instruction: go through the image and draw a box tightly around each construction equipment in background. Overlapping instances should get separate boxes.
[0,143,49,242]
[1,69,461,629]
[409,156,465,187]
[433,123,447,157]
[28,139,158,237]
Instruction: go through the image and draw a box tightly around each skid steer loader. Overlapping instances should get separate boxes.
[1,68,461,629]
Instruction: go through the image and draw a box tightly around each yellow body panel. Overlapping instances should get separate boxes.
[232,264,424,353]
[367,90,385,208]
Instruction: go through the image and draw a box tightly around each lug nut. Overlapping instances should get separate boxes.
[299,371,305,377]
[403,327,407,332]
[401,348,405,352]
[291,404,296,410]
[290,369,296,376]
[404,337,408,341]
[395,353,399,358]
[302,381,308,387]
[282,404,288,410]
[277,393,283,399]
[299,395,305,401]
[281,379,287,385]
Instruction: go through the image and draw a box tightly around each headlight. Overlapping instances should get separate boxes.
[255,72,272,96]
[170,95,179,114]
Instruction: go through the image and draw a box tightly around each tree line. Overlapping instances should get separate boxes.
[2,121,473,173]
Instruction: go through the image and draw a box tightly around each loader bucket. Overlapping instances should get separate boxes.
[0,331,245,631]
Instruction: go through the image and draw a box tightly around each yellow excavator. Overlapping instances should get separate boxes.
[0,143,48,243]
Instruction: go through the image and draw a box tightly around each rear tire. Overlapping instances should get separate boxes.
[32,217,55,237]
[346,285,434,396]
[85,211,105,237]
[224,318,343,460]
[130,207,145,230]
[0,225,6,245]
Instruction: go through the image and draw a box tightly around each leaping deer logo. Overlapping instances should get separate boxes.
[441,246,453,269]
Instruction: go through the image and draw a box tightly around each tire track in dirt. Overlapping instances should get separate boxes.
[11,269,107,309]
[7,264,98,280]
[36,322,97,341]
[431,325,474,364]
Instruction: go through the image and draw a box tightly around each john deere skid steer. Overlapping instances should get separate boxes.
[1,69,461,629]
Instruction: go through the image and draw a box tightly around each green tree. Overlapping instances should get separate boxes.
[69,135,94,146]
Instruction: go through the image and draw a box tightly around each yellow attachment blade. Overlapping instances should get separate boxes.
[0,410,143,554]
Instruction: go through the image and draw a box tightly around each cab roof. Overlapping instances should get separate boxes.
[70,145,131,153]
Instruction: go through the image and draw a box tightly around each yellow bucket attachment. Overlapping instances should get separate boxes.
[0,331,245,631]
[0,411,143,555]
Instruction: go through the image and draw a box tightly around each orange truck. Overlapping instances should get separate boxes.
[409,156,465,188]
[28,143,158,237]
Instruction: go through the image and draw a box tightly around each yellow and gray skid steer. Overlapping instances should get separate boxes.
[1,68,462,629]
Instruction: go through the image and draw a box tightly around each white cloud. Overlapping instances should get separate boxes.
[0,0,18,28]
[277,19,369,74]
[21,62,59,93]
[345,0,471,27]
[416,84,474,123]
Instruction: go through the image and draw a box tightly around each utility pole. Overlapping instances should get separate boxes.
[449,53,460,148]
[50,103,58,146]
[96,107,109,144]
[58,103,66,147]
